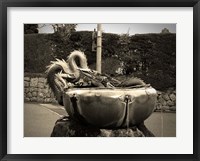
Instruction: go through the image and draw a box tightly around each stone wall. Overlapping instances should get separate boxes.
[24,75,176,111]
[24,75,57,103]
[155,88,176,111]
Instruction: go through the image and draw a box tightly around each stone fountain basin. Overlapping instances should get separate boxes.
[63,87,157,128]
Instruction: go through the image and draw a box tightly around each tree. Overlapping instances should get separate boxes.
[52,24,77,40]
[161,28,170,34]
[48,24,78,59]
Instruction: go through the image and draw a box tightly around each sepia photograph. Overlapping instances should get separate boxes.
[24,23,176,137]
[1,0,198,158]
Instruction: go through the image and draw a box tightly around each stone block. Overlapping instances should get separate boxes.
[52,98,57,103]
[162,106,170,111]
[37,97,44,103]
[169,93,176,102]
[45,98,52,102]
[30,78,38,87]
[158,95,162,99]
[38,92,44,98]
[46,93,51,98]
[42,89,49,94]
[167,100,174,106]
[169,106,176,111]
[32,91,37,97]
[155,103,162,110]
[51,92,55,98]
[29,87,34,92]
[162,94,170,101]
[158,97,166,106]
[24,88,29,93]
[30,87,38,92]
[45,84,50,88]
[24,98,30,102]
[37,88,42,93]
[27,92,32,98]
[31,97,37,102]
[24,81,29,87]
[24,77,30,81]
[38,82,44,89]
[38,77,46,83]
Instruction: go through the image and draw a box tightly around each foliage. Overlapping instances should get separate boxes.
[24,34,54,73]
[127,34,176,89]
[24,31,176,90]
[161,28,170,34]
[52,24,77,40]
[24,24,38,34]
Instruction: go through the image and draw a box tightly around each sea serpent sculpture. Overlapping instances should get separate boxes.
[46,50,146,105]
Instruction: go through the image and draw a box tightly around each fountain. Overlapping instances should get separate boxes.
[47,50,157,137]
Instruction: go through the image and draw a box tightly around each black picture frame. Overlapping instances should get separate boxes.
[0,0,199,160]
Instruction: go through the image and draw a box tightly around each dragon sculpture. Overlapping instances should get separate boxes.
[46,50,146,105]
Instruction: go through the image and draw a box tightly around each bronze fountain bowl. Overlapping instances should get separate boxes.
[63,86,157,128]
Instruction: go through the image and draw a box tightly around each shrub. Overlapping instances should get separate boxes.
[24,32,176,90]
[24,34,54,73]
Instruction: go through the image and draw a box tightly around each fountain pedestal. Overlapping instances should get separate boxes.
[51,116,154,137]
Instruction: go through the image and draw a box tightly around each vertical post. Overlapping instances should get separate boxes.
[96,24,102,73]
[92,29,97,52]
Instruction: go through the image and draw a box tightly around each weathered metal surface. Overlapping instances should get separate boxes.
[63,87,157,128]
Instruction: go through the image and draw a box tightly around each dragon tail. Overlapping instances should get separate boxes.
[46,64,65,105]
